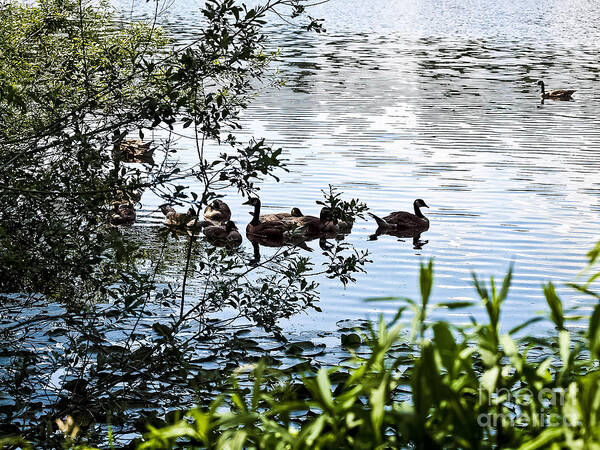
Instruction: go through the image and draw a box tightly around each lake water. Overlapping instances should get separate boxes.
[123,0,600,335]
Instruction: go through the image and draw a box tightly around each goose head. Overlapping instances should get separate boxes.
[414,199,429,209]
[210,199,226,210]
[319,207,334,222]
[537,80,545,92]
[225,220,238,232]
[243,197,261,224]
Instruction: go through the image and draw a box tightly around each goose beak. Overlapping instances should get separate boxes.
[423,202,429,208]
[242,199,252,205]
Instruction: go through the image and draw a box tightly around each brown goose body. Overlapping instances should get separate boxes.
[259,207,303,222]
[120,139,155,163]
[538,80,575,99]
[186,218,212,230]
[203,221,242,246]
[369,199,429,232]
[160,204,196,227]
[247,220,293,239]
[244,198,298,240]
[109,202,136,226]
[334,218,353,234]
[281,207,337,236]
[204,200,231,224]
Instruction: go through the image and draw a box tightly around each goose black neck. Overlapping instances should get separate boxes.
[250,201,261,225]
[539,81,545,94]
[414,203,425,218]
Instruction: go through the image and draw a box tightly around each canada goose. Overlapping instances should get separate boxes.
[203,220,242,246]
[281,207,337,236]
[369,199,430,232]
[186,218,212,231]
[244,197,296,239]
[537,80,576,99]
[120,139,155,163]
[113,188,143,205]
[332,214,354,233]
[109,202,136,226]
[259,207,303,222]
[204,200,231,224]
[160,204,196,227]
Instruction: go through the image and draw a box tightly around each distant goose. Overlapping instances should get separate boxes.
[369,199,430,232]
[537,80,576,99]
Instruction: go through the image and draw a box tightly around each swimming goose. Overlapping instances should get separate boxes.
[109,202,136,226]
[204,200,231,224]
[537,80,575,99]
[281,207,337,236]
[203,220,242,246]
[121,139,155,163]
[112,188,143,206]
[369,199,429,232]
[259,207,303,222]
[160,204,196,227]
[244,197,296,239]
[332,213,353,233]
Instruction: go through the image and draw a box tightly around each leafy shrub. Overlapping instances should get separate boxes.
[131,248,600,449]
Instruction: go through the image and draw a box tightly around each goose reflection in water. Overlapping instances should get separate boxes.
[368,229,429,250]
[248,238,314,265]
[247,230,346,264]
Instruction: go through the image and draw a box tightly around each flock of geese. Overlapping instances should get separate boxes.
[154,197,430,249]
[108,79,576,249]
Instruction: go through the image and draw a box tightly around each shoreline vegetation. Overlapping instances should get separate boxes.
[137,248,600,450]
[3,246,600,448]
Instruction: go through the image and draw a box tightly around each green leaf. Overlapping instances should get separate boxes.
[315,369,333,410]
[370,375,388,442]
[517,427,564,450]
[498,263,513,303]
[481,366,499,395]
[509,317,544,335]
[544,283,564,330]
[558,330,570,367]
[588,303,600,358]
[419,259,434,309]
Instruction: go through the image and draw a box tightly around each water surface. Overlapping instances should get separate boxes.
[124,0,600,334]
